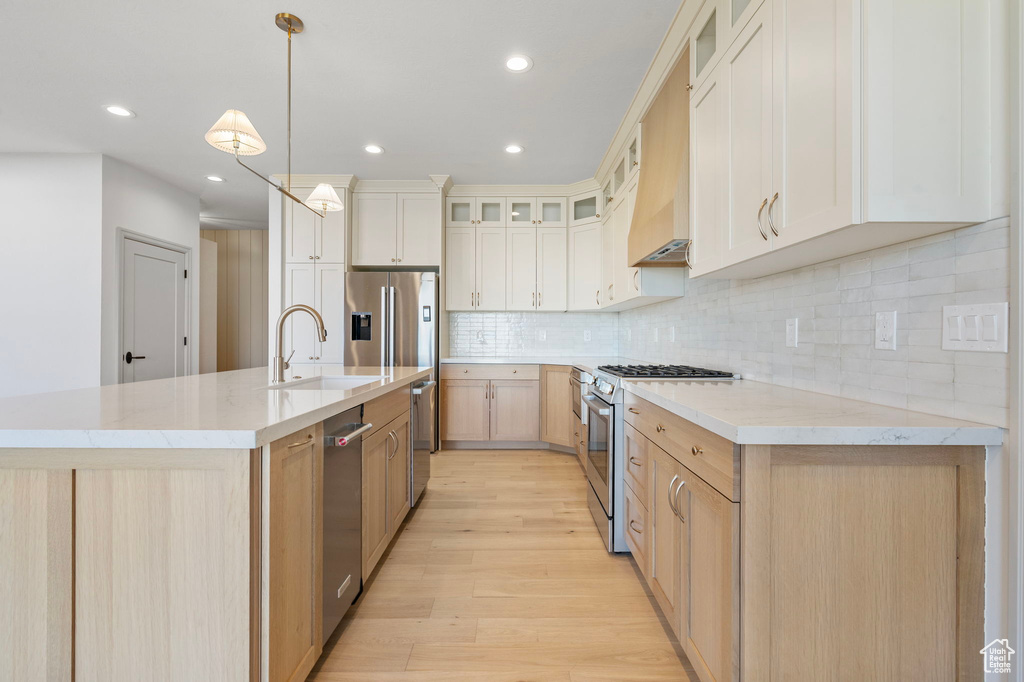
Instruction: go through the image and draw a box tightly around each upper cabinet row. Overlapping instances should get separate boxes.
[446,193,616,229]
[685,0,1000,279]
[283,188,347,264]
[352,192,441,267]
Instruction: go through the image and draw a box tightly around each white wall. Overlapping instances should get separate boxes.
[100,156,200,385]
[0,154,104,398]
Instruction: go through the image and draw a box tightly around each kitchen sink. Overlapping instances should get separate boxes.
[267,375,384,391]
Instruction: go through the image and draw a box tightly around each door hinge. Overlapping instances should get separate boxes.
[184,269,188,279]
[184,336,188,346]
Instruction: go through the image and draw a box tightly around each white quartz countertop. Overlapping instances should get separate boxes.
[624,379,1003,446]
[0,365,433,450]
[442,356,637,374]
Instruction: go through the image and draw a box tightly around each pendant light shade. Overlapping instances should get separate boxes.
[304,183,344,212]
[205,109,267,156]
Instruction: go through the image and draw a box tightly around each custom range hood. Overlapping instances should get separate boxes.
[628,47,691,266]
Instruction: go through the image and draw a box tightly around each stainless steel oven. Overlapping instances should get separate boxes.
[584,392,621,551]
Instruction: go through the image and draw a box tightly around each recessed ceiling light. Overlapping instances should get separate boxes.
[364,144,384,154]
[104,105,135,118]
[206,175,225,183]
[505,144,524,154]
[505,55,533,73]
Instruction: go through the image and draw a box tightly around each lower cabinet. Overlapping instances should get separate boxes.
[362,410,412,578]
[490,380,542,441]
[440,365,541,444]
[648,440,685,637]
[540,364,574,447]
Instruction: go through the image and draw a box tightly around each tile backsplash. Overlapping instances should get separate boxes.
[448,220,1010,428]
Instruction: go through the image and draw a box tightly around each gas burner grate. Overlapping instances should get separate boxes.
[596,364,736,379]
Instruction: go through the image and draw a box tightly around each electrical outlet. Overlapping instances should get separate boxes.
[583,330,592,342]
[875,311,897,350]
[537,329,547,342]
[785,319,798,348]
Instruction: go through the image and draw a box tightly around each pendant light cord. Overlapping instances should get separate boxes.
[287,25,292,195]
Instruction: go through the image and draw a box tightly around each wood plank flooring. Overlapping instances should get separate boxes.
[310,449,697,682]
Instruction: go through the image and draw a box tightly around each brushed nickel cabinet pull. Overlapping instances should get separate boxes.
[767,192,779,236]
[630,520,643,534]
[667,474,680,515]
[674,479,686,522]
[288,434,314,449]
[757,198,769,240]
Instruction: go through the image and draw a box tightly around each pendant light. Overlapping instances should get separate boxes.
[204,13,341,218]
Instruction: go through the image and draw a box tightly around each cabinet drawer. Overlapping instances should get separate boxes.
[623,422,648,506]
[623,483,649,578]
[624,392,738,501]
[364,385,411,438]
[440,364,540,381]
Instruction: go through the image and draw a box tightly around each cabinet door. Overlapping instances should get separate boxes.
[678,468,738,682]
[318,198,346,263]
[506,198,536,226]
[314,263,346,364]
[386,412,412,533]
[770,0,854,249]
[475,227,507,311]
[650,444,684,637]
[569,191,601,226]
[446,197,475,227]
[537,197,567,227]
[283,263,318,364]
[362,425,391,577]
[610,194,634,304]
[444,227,476,311]
[624,482,650,578]
[536,227,567,311]
[268,423,323,682]
[505,227,538,311]
[284,199,318,263]
[489,380,540,441]
[720,4,774,268]
[601,206,617,305]
[567,224,603,311]
[352,193,398,265]
[689,67,727,276]
[623,178,641,297]
[623,422,648,505]
[476,197,506,227]
[440,379,491,441]
[397,193,440,266]
[540,365,573,447]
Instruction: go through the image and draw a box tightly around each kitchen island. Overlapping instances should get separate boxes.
[0,364,431,682]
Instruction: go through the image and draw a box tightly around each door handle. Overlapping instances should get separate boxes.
[673,479,686,522]
[411,380,436,395]
[667,474,680,516]
[767,192,779,236]
[125,351,146,363]
[387,431,398,459]
[757,198,769,240]
[325,423,373,447]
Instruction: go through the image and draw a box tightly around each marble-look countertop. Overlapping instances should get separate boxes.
[0,365,433,450]
[442,356,637,374]
[624,379,1003,446]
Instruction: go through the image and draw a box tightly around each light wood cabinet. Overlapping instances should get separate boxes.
[567,223,603,311]
[623,480,649,578]
[283,192,346,264]
[540,365,573,447]
[490,380,541,442]
[363,409,413,578]
[267,423,323,682]
[649,442,685,637]
[386,411,411,533]
[354,192,440,266]
[439,379,491,441]
[440,367,541,444]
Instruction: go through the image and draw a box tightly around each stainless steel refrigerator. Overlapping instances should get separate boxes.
[344,271,437,505]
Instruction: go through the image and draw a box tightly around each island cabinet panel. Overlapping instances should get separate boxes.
[386,411,412,534]
[72,449,253,682]
[0,469,72,682]
[540,364,574,447]
[266,423,323,682]
[362,424,391,577]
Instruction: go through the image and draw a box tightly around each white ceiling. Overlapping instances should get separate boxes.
[0,0,680,229]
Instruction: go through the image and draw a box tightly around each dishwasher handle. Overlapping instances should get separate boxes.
[411,380,436,395]
[325,423,373,448]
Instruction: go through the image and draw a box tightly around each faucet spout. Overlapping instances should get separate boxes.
[274,304,328,383]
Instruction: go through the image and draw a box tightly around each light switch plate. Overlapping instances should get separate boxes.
[785,319,798,348]
[942,303,1008,352]
[875,311,897,350]
[583,330,592,342]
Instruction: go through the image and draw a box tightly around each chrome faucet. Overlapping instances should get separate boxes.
[274,304,328,383]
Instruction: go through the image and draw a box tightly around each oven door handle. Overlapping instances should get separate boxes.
[583,395,611,416]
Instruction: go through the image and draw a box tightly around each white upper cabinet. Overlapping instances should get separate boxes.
[446,197,505,227]
[397,193,441,266]
[567,223,603,311]
[506,227,538,310]
[537,198,567,227]
[602,196,621,306]
[283,263,318,363]
[687,68,726,277]
[536,227,567,311]
[352,193,398,265]
[445,227,476,311]
[283,190,346,264]
[569,190,602,226]
[506,199,536,227]
[354,192,440,266]
[476,228,507,311]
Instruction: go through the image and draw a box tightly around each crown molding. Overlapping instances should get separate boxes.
[593,0,701,182]
[354,178,443,193]
[269,174,358,191]
[429,174,454,193]
[448,178,600,197]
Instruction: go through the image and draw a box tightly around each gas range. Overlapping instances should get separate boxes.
[589,364,739,404]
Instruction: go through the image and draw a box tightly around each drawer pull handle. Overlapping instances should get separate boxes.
[691,445,703,456]
[628,408,640,414]
[629,520,643,534]
[629,456,643,466]
[656,424,665,433]
[287,434,314,449]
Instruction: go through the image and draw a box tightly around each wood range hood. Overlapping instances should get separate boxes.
[628,47,691,267]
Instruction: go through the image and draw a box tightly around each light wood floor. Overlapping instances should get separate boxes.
[309,449,697,682]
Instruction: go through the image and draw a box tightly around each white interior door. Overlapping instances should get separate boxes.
[121,238,188,383]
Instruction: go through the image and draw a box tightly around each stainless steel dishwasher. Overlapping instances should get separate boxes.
[322,407,371,645]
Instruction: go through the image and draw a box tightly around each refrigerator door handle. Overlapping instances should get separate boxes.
[388,286,396,368]
[380,286,388,366]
